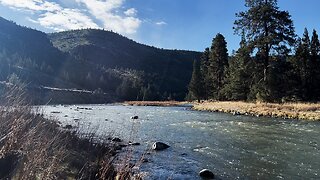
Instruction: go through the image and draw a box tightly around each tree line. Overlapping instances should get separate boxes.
[189,0,320,103]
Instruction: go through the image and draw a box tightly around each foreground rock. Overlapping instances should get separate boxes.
[199,169,215,179]
[152,142,170,151]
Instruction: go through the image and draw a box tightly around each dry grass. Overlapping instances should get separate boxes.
[193,101,320,121]
[124,101,185,107]
[0,84,143,179]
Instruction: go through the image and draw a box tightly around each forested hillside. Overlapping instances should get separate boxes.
[49,29,200,100]
[0,17,200,103]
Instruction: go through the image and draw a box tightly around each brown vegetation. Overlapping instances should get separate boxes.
[193,101,320,121]
[0,84,142,179]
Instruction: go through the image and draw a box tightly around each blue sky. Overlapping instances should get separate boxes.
[0,0,319,52]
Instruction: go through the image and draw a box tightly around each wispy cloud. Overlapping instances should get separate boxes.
[0,0,61,12]
[0,0,141,34]
[124,8,137,16]
[76,0,141,34]
[155,21,167,26]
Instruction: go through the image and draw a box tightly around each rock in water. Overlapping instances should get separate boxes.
[129,142,141,146]
[131,116,139,119]
[64,125,72,129]
[152,142,170,151]
[111,137,122,142]
[199,169,215,179]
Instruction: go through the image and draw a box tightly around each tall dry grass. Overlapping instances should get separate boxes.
[0,83,142,179]
[193,101,320,120]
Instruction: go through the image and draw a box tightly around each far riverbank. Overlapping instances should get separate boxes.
[124,101,320,121]
[194,101,320,121]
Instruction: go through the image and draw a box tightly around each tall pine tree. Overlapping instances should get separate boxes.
[222,35,253,100]
[234,0,296,101]
[290,29,313,100]
[310,29,320,100]
[200,48,210,100]
[208,33,228,100]
[189,59,204,102]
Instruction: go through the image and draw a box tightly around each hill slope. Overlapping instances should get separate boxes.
[0,17,201,103]
[49,29,200,100]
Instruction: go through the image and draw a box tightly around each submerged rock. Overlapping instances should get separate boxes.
[152,142,170,151]
[64,125,73,129]
[51,111,61,114]
[199,169,215,179]
[111,137,122,142]
[129,142,141,146]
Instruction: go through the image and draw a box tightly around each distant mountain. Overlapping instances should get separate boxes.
[0,17,201,103]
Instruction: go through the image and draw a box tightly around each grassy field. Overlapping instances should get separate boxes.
[193,101,320,121]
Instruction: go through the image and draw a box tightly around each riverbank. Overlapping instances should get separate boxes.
[124,101,187,107]
[193,101,320,121]
[0,106,141,179]
[0,88,140,179]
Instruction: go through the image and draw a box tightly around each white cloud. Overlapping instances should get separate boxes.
[76,0,141,34]
[0,0,141,34]
[0,0,91,31]
[37,8,99,31]
[155,21,167,26]
[124,8,137,16]
[0,0,61,12]
[0,0,96,31]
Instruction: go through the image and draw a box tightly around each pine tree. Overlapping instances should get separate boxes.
[301,28,313,100]
[200,48,210,99]
[222,36,253,100]
[208,33,228,100]
[234,0,296,101]
[310,29,320,100]
[189,59,204,102]
[311,30,320,62]
[290,29,313,101]
[289,39,305,100]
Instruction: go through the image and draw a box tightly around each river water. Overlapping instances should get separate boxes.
[41,104,320,179]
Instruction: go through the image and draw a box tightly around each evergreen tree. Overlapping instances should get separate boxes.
[302,29,314,100]
[222,36,253,100]
[289,39,305,100]
[208,33,228,100]
[200,48,210,99]
[311,29,320,62]
[290,29,313,101]
[310,29,320,100]
[189,59,204,102]
[234,0,296,101]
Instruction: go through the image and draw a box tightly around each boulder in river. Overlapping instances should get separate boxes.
[131,116,139,119]
[152,142,170,151]
[199,169,215,179]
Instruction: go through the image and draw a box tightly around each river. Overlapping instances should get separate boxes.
[41,104,320,179]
